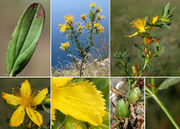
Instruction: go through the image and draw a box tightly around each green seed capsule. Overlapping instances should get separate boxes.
[129,87,141,104]
[116,99,130,119]
[64,116,87,129]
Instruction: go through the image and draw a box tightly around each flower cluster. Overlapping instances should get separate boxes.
[58,2,105,76]
[127,3,175,76]
[114,2,175,76]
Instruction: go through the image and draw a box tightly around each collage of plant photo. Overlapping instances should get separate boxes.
[0,0,180,129]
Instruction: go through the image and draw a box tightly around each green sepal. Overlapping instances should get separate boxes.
[116,99,130,119]
[129,87,141,104]
[64,116,88,129]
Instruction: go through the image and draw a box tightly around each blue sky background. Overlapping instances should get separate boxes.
[51,0,110,69]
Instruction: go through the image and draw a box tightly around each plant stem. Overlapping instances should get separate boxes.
[145,86,180,129]
[57,121,64,129]
[139,59,148,76]
[79,55,86,77]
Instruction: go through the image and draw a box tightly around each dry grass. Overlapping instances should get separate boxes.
[52,57,109,77]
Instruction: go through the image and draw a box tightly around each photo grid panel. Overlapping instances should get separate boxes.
[110,77,145,129]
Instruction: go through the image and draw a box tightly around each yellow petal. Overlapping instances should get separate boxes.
[20,80,31,98]
[32,88,48,106]
[9,106,25,127]
[52,78,73,87]
[26,107,43,127]
[51,108,55,125]
[125,32,139,37]
[52,80,105,126]
[1,92,21,106]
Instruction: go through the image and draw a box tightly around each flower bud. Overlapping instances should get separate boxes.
[132,65,139,76]
[129,87,141,104]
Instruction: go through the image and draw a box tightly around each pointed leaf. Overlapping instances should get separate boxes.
[159,78,180,90]
[6,3,45,76]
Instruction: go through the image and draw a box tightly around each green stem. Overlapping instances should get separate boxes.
[127,78,131,97]
[57,121,64,129]
[145,86,180,129]
[139,59,148,76]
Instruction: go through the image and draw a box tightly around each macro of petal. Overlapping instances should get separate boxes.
[32,88,48,106]
[52,78,73,87]
[20,80,31,98]
[26,107,43,127]
[1,92,21,106]
[52,80,106,126]
[9,105,25,127]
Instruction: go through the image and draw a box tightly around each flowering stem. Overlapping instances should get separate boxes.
[145,86,180,129]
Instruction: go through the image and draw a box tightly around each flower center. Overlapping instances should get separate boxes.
[20,96,33,107]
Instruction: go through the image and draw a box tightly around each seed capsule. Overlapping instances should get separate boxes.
[129,87,141,104]
[116,99,130,119]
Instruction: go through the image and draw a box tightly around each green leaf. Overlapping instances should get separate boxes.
[164,2,170,16]
[6,3,45,76]
[159,78,180,90]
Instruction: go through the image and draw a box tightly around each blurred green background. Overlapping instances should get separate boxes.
[111,0,180,76]
[0,0,50,76]
[146,78,180,129]
[0,78,50,129]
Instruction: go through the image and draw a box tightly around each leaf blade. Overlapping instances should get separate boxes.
[6,3,45,76]
[159,78,180,90]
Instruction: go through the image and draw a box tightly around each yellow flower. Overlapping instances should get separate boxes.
[151,16,159,24]
[60,42,70,50]
[77,24,84,33]
[58,24,70,32]
[51,78,106,126]
[97,15,104,21]
[96,7,102,13]
[64,14,74,24]
[80,14,86,21]
[94,23,100,27]
[94,23,104,33]
[98,25,104,34]
[1,80,48,127]
[90,2,96,8]
[126,17,148,37]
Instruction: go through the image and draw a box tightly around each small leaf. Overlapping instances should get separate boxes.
[6,3,45,76]
[164,2,170,16]
[159,78,180,90]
